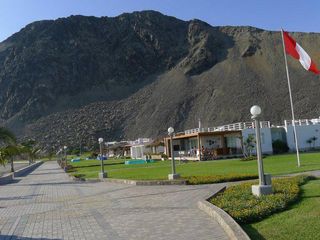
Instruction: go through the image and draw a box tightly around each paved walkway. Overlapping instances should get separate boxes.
[0,162,229,240]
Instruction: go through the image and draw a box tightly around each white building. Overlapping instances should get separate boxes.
[164,121,286,160]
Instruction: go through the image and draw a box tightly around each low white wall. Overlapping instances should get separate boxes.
[130,145,146,159]
[286,124,320,151]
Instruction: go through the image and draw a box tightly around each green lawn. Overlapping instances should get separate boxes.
[242,179,320,240]
[68,152,320,180]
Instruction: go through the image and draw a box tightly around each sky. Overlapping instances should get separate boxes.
[1,0,320,42]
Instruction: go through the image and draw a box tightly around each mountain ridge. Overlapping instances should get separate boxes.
[0,11,319,149]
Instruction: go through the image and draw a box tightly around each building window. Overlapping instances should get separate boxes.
[226,136,237,148]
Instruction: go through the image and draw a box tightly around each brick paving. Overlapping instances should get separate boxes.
[0,162,229,240]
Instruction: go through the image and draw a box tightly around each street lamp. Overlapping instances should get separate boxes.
[63,146,67,170]
[98,137,107,179]
[58,148,63,164]
[250,105,272,196]
[168,127,180,180]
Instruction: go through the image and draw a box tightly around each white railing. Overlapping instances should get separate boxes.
[184,121,271,134]
[184,128,207,134]
[284,118,320,128]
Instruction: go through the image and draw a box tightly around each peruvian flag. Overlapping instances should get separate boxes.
[283,30,320,74]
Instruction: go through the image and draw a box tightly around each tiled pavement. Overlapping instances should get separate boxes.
[0,162,229,240]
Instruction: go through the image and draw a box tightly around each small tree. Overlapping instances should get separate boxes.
[0,127,17,171]
[1,145,22,172]
[243,135,256,157]
[306,139,313,149]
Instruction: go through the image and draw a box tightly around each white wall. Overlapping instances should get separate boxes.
[200,135,223,149]
[286,124,320,151]
[130,145,146,159]
[242,128,273,154]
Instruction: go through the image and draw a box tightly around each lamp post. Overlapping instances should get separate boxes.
[98,137,107,179]
[59,148,63,164]
[168,127,180,180]
[250,105,272,196]
[63,146,67,170]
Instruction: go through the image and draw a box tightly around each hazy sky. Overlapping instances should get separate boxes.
[1,0,320,42]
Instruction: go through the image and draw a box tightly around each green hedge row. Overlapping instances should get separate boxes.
[210,175,314,224]
[186,173,258,185]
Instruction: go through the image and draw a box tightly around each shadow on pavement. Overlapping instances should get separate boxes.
[0,194,43,201]
[0,179,21,185]
[30,172,63,175]
[0,235,62,240]
[15,181,75,186]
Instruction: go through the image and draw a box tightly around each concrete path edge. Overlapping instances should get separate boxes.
[69,174,187,185]
[0,161,43,184]
[198,187,251,240]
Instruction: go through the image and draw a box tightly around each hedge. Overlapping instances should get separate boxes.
[186,173,258,185]
[210,175,314,224]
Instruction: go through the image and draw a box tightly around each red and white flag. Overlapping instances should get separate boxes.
[283,30,320,74]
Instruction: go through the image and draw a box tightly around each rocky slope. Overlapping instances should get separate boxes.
[0,11,319,149]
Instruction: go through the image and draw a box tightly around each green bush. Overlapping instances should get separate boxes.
[161,153,168,160]
[210,175,313,224]
[73,173,85,179]
[186,173,258,185]
[272,140,289,154]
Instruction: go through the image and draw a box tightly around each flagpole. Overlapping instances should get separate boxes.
[281,29,301,167]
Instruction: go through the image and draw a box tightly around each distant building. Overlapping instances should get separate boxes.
[164,121,286,160]
[107,117,320,161]
[106,141,131,157]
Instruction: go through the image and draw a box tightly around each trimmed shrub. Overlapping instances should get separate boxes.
[161,153,168,160]
[272,140,289,154]
[73,173,85,179]
[210,175,314,224]
[240,156,257,161]
[186,173,258,185]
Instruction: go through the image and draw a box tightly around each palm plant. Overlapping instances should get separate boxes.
[0,150,7,166]
[0,127,17,169]
[306,139,313,149]
[21,140,40,164]
[311,136,318,149]
[2,145,21,172]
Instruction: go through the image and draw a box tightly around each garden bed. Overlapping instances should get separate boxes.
[209,175,315,224]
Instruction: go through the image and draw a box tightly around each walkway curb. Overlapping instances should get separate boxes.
[14,161,43,177]
[197,187,250,240]
[102,178,187,185]
[0,161,43,184]
[69,174,187,185]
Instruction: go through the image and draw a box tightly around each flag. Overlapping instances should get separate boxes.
[283,30,320,74]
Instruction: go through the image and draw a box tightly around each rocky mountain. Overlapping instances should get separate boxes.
[0,11,319,150]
